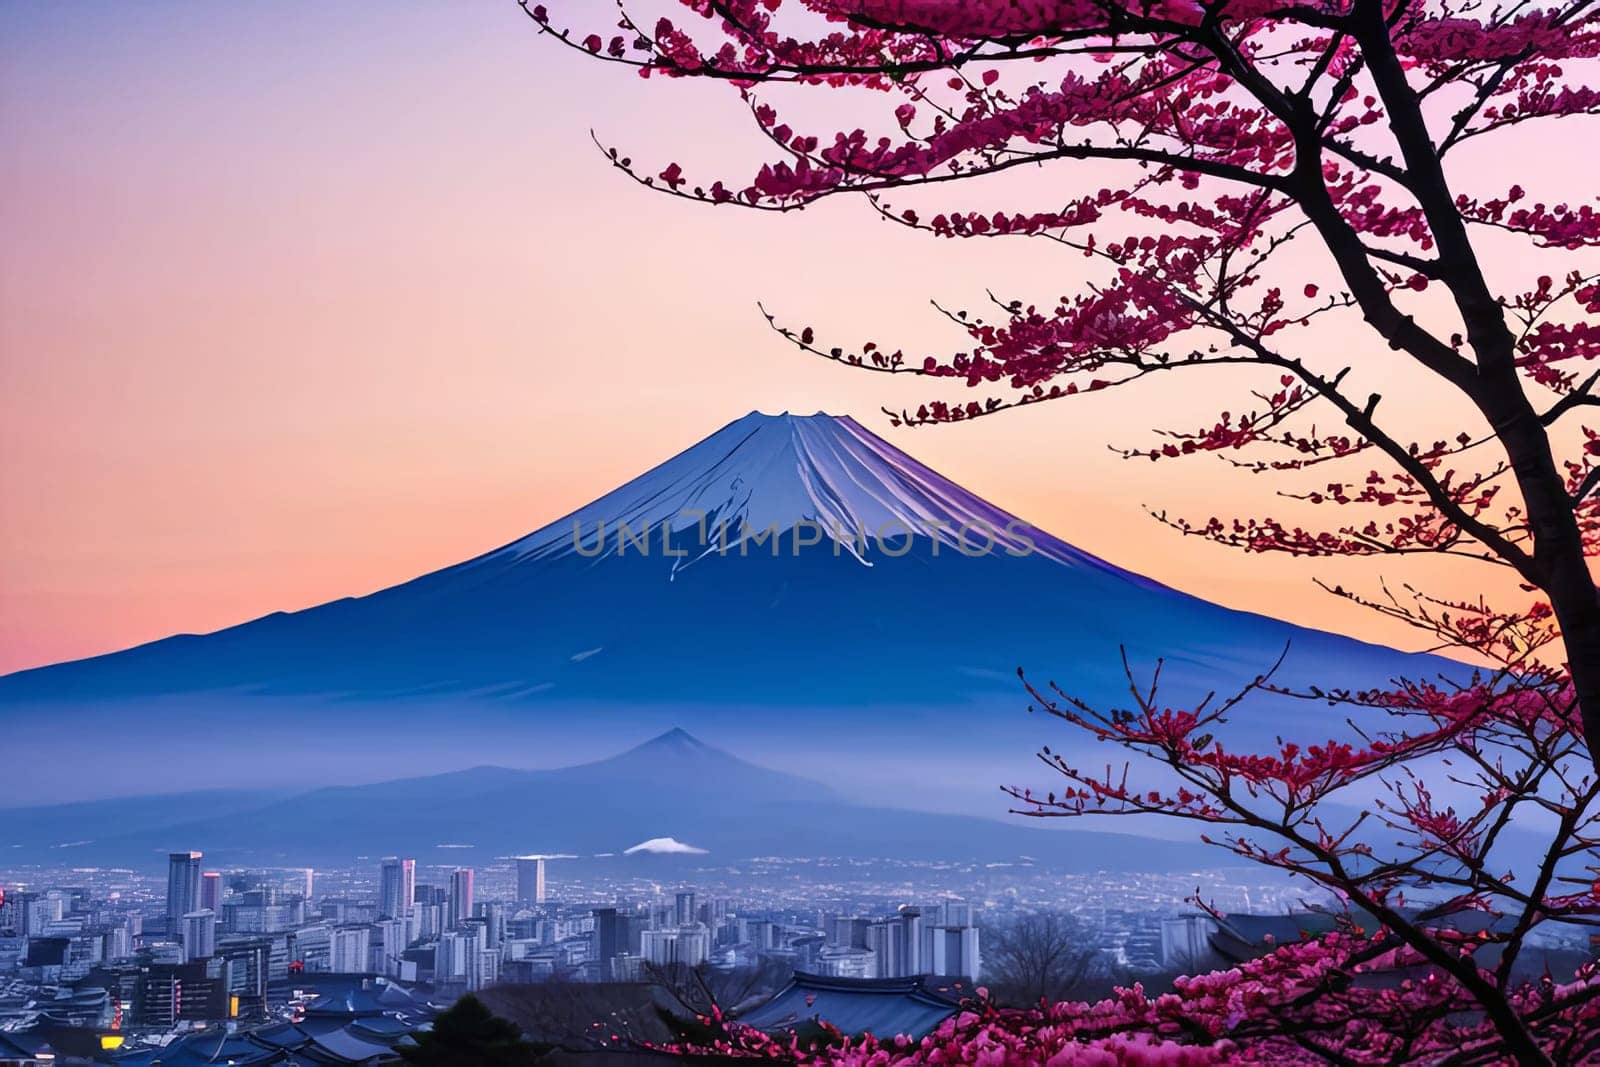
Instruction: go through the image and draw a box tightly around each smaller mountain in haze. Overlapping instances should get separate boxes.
[0,728,1218,873]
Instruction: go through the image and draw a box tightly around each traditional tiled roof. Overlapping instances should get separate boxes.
[303,988,389,1019]
[105,1030,286,1065]
[250,1021,316,1049]
[737,972,965,1040]
[295,1026,396,1064]
[98,1004,420,1064]
[347,1016,413,1040]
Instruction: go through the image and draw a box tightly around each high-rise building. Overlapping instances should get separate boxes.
[373,918,407,977]
[200,872,222,913]
[166,852,203,936]
[435,930,469,981]
[330,925,372,974]
[216,937,271,1017]
[867,908,924,978]
[830,916,870,949]
[447,868,474,929]
[416,903,442,942]
[515,857,547,905]
[379,858,415,920]
[674,890,696,927]
[103,924,133,961]
[475,901,506,948]
[923,924,981,979]
[641,925,711,968]
[9,891,42,938]
[592,907,623,971]
[744,919,781,951]
[301,869,315,902]
[181,909,216,961]
[934,901,974,927]
[467,946,499,991]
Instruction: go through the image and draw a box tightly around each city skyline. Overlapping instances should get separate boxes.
[0,847,1014,1062]
[5,820,1589,1058]
[0,848,1279,992]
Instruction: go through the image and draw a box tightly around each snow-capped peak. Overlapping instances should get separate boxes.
[491,411,1136,578]
[624,836,708,855]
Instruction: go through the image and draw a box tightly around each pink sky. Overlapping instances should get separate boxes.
[0,1,1553,675]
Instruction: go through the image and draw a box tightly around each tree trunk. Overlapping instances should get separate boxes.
[1352,4,1600,772]
[1490,399,1600,770]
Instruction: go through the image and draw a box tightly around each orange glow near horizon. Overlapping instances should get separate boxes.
[0,2,1569,675]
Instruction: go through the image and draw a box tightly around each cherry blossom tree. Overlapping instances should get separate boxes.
[523,0,1600,1059]
[524,0,1600,771]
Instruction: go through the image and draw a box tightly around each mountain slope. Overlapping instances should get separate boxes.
[0,412,1457,801]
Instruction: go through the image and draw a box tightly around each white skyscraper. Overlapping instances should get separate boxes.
[435,930,469,981]
[181,909,216,962]
[515,857,547,905]
[924,924,981,980]
[379,858,415,920]
[465,945,499,991]
[867,908,924,978]
[166,852,203,936]
[330,925,372,974]
[476,901,506,948]
[8,892,42,938]
[674,890,696,927]
[104,924,134,962]
[641,925,711,968]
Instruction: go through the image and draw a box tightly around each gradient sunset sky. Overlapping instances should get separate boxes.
[1,0,1552,676]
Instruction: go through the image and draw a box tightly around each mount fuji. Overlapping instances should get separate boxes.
[1,411,1453,806]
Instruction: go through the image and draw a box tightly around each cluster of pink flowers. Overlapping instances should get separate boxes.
[652,931,1600,1063]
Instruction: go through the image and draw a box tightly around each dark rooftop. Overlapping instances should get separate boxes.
[736,972,967,1041]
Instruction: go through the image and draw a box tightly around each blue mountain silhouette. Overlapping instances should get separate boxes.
[0,412,1455,805]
